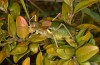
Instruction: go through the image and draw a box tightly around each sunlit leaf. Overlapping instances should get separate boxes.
[80,61,91,65]
[57,59,65,65]
[0,0,8,13]
[29,43,38,54]
[16,16,29,39]
[30,34,47,43]
[74,0,99,14]
[9,3,20,18]
[76,46,99,62]
[65,36,77,47]
[36,52,43,65]
[77,24,100,32]
[8,14,16,37]
[0,48,7,64]
[77,32,91,47]
[22,57,30,65]
[57,48,72,60]
[13,50,30,63]
[64,0,70,5]
[11,45,28,55]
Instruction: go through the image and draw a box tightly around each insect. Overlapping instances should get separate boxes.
[29,13,75,47]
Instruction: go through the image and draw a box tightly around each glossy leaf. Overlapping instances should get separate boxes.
[16,16,29,39]
[36,52,43,65]
[30,34,47,43]
[22,57,30,65]
[74,0,99,14]
[77,24,100,32]
[29,43,38,54]
[65,36,77,47]
[47,47,57,56]
[0,48,7,64]
[13,50,30,63]
[80,61,91,65]
[62,2,70,24]
[77,32,91,47]
[11,45,28,55]
[76,46,99,62]
[9,3,20,18]
[57,48,70,59]
[0,0,8,13]
[8,14,16,37]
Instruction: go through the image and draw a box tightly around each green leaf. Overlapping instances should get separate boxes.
[13,50,30,63]
[74,0,99,14]
[30,34,47,43]
[0,0,8,13]
[8,14,16,37]
[89,54,100,62]
[76,46,99,62]
[77,24,100,32]
[43,54,50,65]
[62,2,70,24]
[22,57,30,65]
[82,8,100,22]
[56,47,74,60]
[29,43,38,54]
[64,0,70,5]
[16,16,29,39]
[20,0,30,20]
[36,52,43,65]
[9,3,20,18]
[11,45,28,55]
[0,48,7,64]
[80,61,91,65]
[77,32,91,47]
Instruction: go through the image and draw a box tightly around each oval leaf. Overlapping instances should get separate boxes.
[22,57,30,65]
[9,3,20,18]
[8,14,16,37]
[76,46,99,62]
[29,43,38,54]
[11,46,28,55]
[36,52,43,65]
[16,16,29,39]
[74,0,99,14]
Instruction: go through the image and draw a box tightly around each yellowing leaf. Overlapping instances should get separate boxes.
[74,0,99,14]
[77,24,100,32]
[56,48,70,59]
[11,46,28,55]
[16,16,29,39]
[0,48,7,63]
[13,50,30,63]
[64,0,70,5]
[8,14,16,37]
[36,52,43,65]
[30,34,47,43]
[77,32,91,47]
[29,43,38,54]
[76,46,99,62]
[22,57,30,65]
